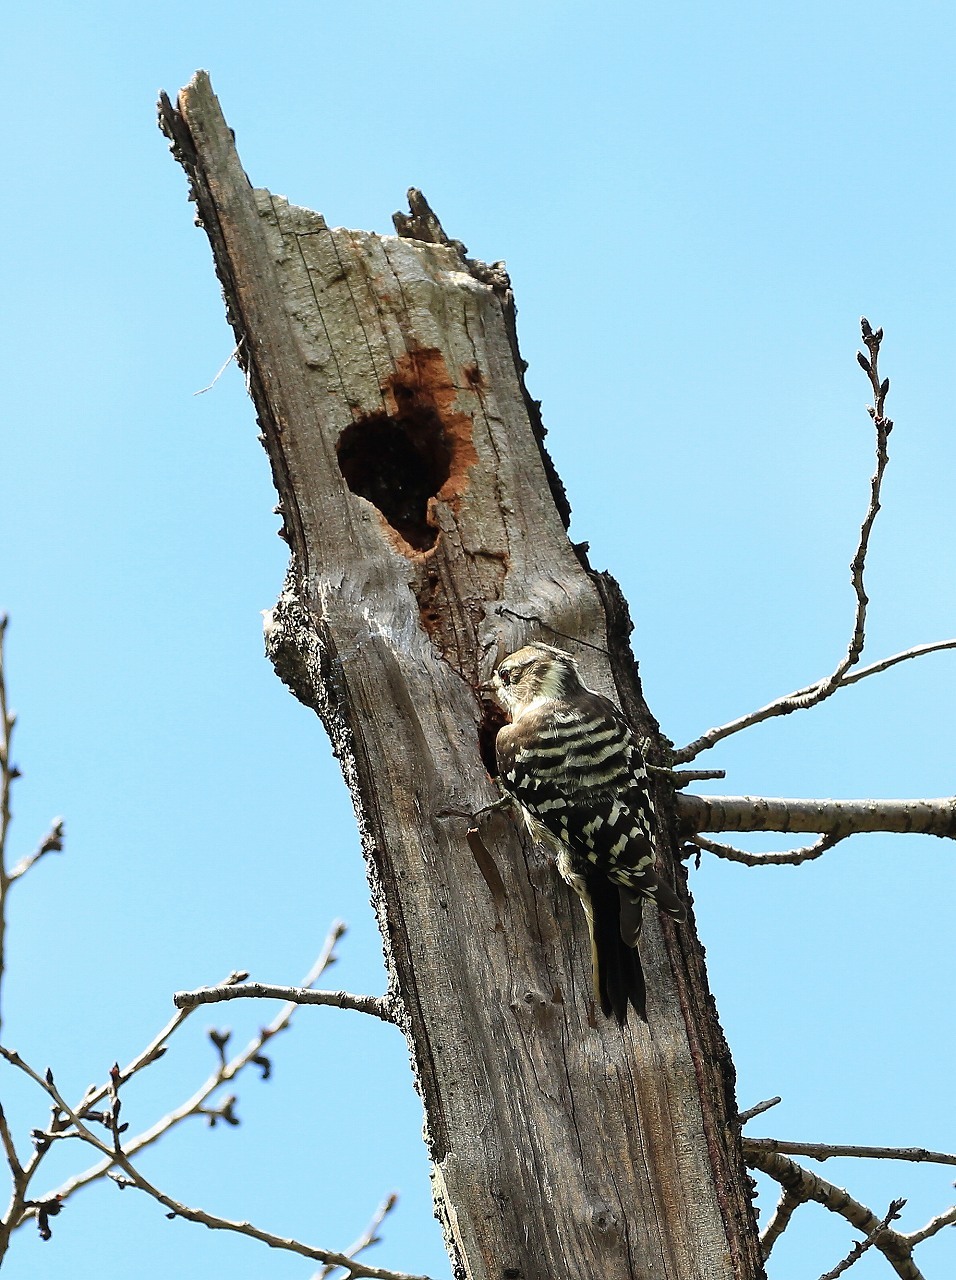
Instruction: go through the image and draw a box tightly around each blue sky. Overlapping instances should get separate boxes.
[2,3,954,1277]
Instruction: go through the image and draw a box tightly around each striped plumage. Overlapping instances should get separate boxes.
[491,643,684,1024]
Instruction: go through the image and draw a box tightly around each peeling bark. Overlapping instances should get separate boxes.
[160,71,764,1280]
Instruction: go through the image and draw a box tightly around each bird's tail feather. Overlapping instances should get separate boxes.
[588,876,647,1023]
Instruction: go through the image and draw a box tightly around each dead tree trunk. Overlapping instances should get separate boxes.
[160,71,764,1280]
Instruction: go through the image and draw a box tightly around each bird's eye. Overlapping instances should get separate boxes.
[498,668,512,685]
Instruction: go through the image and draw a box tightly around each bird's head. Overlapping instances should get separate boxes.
[490,643,583,717]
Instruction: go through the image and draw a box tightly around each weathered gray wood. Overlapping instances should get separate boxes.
[160,71,763,1280]
[679,793,956,837]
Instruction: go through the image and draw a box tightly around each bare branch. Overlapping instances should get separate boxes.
[6,627,367,1253]
[759,1186,803,1259]
[33,924,347,1212]
[172,982,395,1024]
[745,1137,956,1167]
[671,322,946,766]
[110,1173,429,1280]
[193,340,242,395]
[673,635,956,765]
[0,614,15,1037]
[690,832,844,867]
[6,1048,434,1280]
[678,794,956,840]
[646,766,727,789]
[315,1193,399,1279]
[0,682,314,1240]
[0,1101,29,1250]
[0,1106,20,1182]
[746,1131,954,1266]
[746,1146,923,1279]
[737,1097,782,1125]
[832,638,956,689]
[825,317,893,689]
[818,1198,906,1280]
[904,1202,956,1246]
[0,622,69,1262]
[0,614,11,830]
[57,967,246,1121]
[8,820,64,881]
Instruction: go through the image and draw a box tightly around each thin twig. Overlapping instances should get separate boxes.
[32,924,347,1213]
[745,1137,956,1167]
[760,1186,803,1259]
[0,621,70,1263]
[0,622,34,1255]
[316,1193,399,1279]
[821,317,894,692]
[193,340,242,394]
[8,820,64,881]
[62,968,242,1118]
[646,766,727,789]
[0,1106,29,1262]
[690,832,844,867]
[673,320,915,765]
[0,1107,20,1182]
[904,1201,956,1246]
[818,1198,906,1280]
[0,615,14,1038]
[738,1097,782,1125]
[0,633,353,1264]
[172,982,395,1024]
[673,634,956,763]
[8,1054,434,1280]
[746,1146,923,1279]
[818,638,956,691]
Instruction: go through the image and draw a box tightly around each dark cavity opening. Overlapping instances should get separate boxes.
[478,699,508,779]
[337,403,451,551]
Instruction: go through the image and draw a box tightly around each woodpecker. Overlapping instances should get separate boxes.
[490,643,685,1024]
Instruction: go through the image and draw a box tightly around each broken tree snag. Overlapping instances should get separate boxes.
[161,71,763,1280]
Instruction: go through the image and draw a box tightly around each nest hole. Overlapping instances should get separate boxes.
[478,700,508,779]
[337,404,451,551]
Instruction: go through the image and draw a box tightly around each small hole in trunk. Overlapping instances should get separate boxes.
[337,407,451,551]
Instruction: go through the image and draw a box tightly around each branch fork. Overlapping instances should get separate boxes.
[674,321,951,774]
